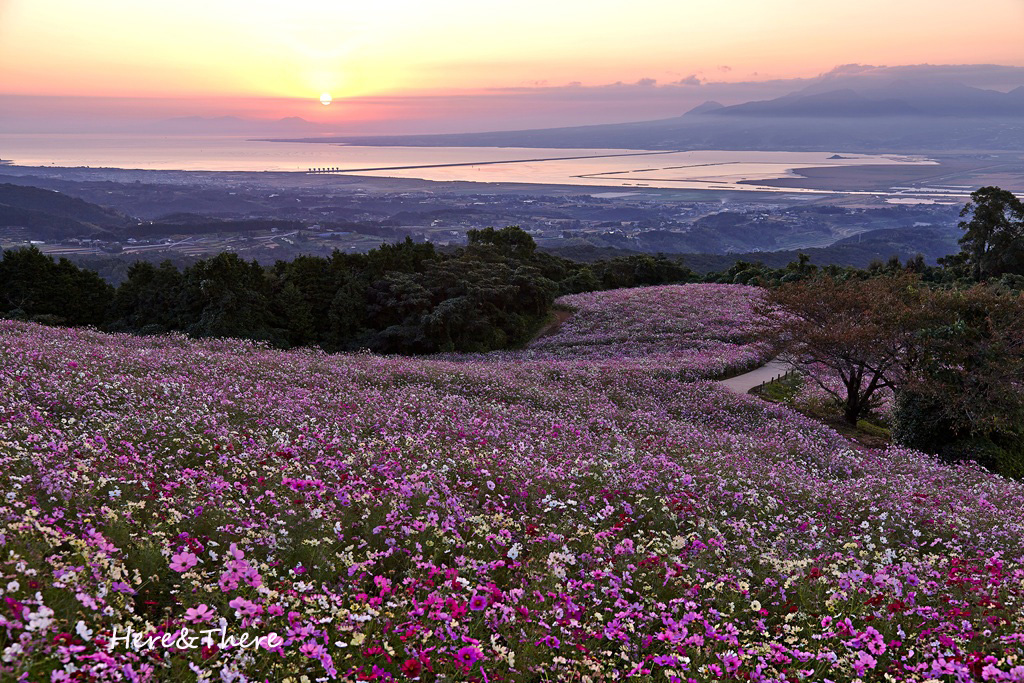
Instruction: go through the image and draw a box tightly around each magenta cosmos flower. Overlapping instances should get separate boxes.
[454,646,483,666]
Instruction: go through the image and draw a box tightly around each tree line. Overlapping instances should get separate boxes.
[0,226,694,354]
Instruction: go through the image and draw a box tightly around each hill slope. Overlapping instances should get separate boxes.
[279,114,1024,152]
[0,183,132,239]
[2,288,1023,679]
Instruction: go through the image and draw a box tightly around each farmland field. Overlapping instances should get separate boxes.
[1,285,1023,682]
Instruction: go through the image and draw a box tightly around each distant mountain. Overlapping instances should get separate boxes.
[696,89,923,117]
[685,101,725,115]
[276,112,1024,152]
[699,80,1024,118]
[0,184,132,239]
[274,65,1024,152]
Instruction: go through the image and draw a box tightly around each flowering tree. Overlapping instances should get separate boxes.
[761,275,929,424]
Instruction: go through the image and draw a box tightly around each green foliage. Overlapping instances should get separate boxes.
[752,373,803,403]
[991,433,1024,481]
[0,246,113,326]
[1,227,695,356]
[888,282,1024,481]
[110,260,187,332]
[892,391,957,455]
[589,253,695,289]
[466,225,537,258]
[953,186,1024,281]
[855,420,891,440]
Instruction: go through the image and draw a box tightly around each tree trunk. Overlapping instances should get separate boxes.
[844,393,861,425]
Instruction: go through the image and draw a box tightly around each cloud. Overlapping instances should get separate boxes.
[718,65,732,72]
[673,74,702,86]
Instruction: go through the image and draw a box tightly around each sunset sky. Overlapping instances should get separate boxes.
[2,0,1024,133]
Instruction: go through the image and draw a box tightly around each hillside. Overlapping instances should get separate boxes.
[463,284,773,378]
[0,182,132,239]
[676,225,961,273]
[543,224,962,273]
[2,284,1023,681]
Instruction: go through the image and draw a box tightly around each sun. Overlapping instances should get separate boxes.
[320,93,332,106]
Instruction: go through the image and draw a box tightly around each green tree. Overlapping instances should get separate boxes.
[274,282,316,348]
[894,285,1024,478]
[110,260,187,332]
[955,186,1024,281]
[0,247,113,326]
[181,253,275,341]
[466,225,537,258]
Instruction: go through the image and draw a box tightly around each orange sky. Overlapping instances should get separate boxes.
[2,0,1024,135]
[2,0,1023,103]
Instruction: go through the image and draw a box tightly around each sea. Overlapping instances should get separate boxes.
[0,133,948,197]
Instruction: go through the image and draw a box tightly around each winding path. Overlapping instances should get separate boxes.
[718,359,792,394]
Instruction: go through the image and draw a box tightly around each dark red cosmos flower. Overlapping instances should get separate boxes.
[5,597,26,619]
[401,658,421,678]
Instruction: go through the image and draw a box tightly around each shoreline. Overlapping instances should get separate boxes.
[0,163,812,200]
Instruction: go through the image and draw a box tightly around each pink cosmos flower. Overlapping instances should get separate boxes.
[169,551,198,573]
[852,651,877,676]
[866,638,887,655]
[468,594,488,611]
[184,604,215,624]
[228,596,260,618]
[244,568,263,588]
[299,641,326,658]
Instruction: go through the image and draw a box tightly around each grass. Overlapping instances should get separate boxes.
[750,371,803,402]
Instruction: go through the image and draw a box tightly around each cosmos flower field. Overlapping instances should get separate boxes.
[1,284,1023,682]
[448,284,772,379]
[526,284,771,374]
